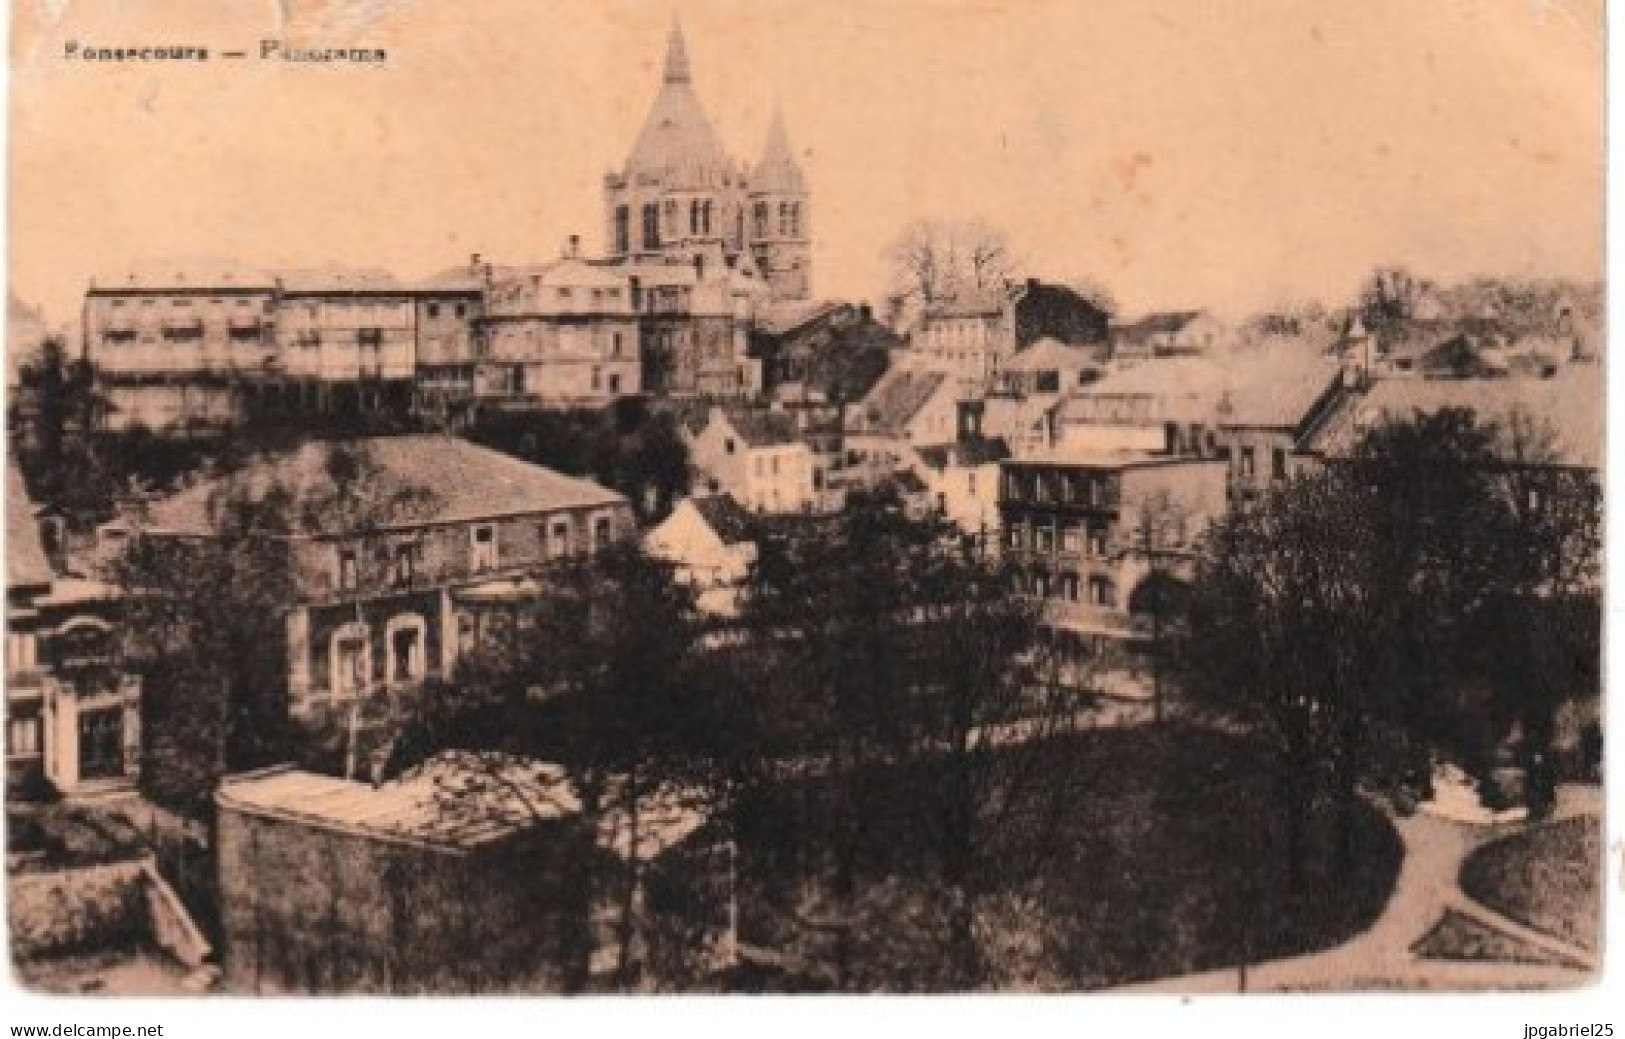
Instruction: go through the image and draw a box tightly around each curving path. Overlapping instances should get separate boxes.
[1116,784,1601,993]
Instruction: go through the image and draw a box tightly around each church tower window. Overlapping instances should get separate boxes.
[641,203,661,249]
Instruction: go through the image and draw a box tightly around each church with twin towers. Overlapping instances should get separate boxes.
[602,21,813,302]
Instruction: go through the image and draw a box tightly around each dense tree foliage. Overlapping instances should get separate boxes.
[461,398,690,523]
[1177,408,1600,881]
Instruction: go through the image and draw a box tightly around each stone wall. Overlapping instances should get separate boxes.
[9,861,146,962]
[216,805,589,993]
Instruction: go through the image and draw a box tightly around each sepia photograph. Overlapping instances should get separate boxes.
[0,0,1610,1020]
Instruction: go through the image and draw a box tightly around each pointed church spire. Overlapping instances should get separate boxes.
[752,103,806,193]
[663,17,692,84]
[761,105,793,164]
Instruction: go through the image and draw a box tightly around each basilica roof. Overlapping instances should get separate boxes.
[623,23,738,190]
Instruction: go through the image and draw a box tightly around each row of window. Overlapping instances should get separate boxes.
[331,515,617,590]
[1006,521,1110,557]
[105,296,268,309]
[1016,570,1116,607]
[1002,470,1117,508]
[614,199,805,254]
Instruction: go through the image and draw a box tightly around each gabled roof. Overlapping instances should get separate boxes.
[1002,337,1100,373]
[138,436,626,536]
[1114,310,1204,339]
[1302,366,1602,468]
[753,299,848,338]
[1216,348,1343,429]
[716,406,800,449]
[6,460,53,591]
[688,493,761,546]
[854,368,950,436]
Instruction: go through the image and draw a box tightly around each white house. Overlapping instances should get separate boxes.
[643,495,760,618]
[688,406,818,514]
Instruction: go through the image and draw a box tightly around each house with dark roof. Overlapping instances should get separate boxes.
[7,461,141,797]
[687,406,818,514]
[912,279,1110,395]
[110,435,633,723]
[848,367,957,447]
[643,493,762,617]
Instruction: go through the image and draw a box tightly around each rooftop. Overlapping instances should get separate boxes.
[216,755,580,852]
[1303,366,1603,468]
[1113,310,1205,340]
[716,406,801,449]
[853,368,950,436]
[1002,337,1102,374]
[622,23,736,190]
[924,289,1008,319]
[688,493,762,545]
[136,435,626,536]
[916,438,1012,470]
[218,754,707,861]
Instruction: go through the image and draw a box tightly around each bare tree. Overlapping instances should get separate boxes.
[885,218,1017,305]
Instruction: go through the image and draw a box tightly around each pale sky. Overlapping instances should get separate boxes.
[5,0,1604,326]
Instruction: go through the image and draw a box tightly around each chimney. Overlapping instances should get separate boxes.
[565,235,581,260]
[1027,277,1040,291]
[469,252,482,274]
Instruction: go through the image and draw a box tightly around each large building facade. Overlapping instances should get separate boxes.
[601,23,812,303]
[75,24,815,424]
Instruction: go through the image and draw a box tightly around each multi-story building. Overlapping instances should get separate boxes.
[1213,352,1346,506]
[478,241,641,404]
[116,436,633,722]
[623,259,766,398]
[7,461,141,797]
[409,267,486,416]
[601,22,812,303]
[82,268,279,432]
[997,449,1227,677]
[273,270,418,414]
[911,280,1110,395]
[84,268,485,430]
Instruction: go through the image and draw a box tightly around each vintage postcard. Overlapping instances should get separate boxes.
[0,0,1608,1019]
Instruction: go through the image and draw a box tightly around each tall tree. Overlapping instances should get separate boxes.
[112,441,441,817]
[404,541,739,991]
[737,491,1068,988]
